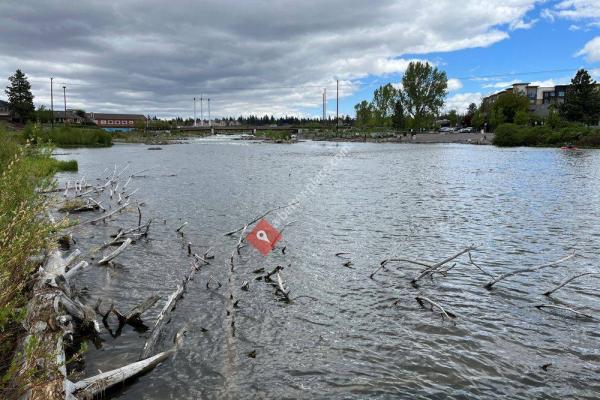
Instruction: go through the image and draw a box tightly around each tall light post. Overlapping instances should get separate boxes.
[200,95,203,126]
[50,77,54,128]
[62,86,67,126]
[193,97,197,126]
[207,98,211,126]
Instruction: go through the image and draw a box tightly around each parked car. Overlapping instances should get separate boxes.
[459,127,473,133]
[439,127,453,133]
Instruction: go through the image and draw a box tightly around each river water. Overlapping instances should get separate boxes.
[56,137,600,399]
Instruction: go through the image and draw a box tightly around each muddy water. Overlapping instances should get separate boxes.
[56,138,600,399]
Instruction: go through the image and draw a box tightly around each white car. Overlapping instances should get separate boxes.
[459,127,473,133]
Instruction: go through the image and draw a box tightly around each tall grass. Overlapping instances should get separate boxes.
[23,124,112,147]
[0,132,76,391]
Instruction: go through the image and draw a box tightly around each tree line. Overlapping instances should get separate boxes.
[354,61,448,130]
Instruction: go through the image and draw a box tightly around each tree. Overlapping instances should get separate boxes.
[391,101,405,130]
[354,100,373,127]
[5,69,35,123]
[560,69,600,126]
[467,103,478,116]
[492,92,529,124]
[447,109,458,126]
[399,61,448,128]
[371,83,398,126]
[514,110,529,125]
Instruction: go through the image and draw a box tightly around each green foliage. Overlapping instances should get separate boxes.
[514,110,529,125]
[492,92,529,124]
[447,109,458,126]
[560,69,600,126]
[371,83,399,126]
[23,124,112,147]
[5,69,35,123]
[399,61,448,128]
[492,122,597,147]
[262,130,291,140]
[354,100,374,127]
[392,101,405,130]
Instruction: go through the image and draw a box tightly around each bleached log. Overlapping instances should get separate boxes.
[87,197,105,211]
[223,201,299,236]
[415,296,456,320]
[124,187,139,199]
[71,328,186,399]
[64,261,89,280]
[87,201,130,224]
[176,221,188,233]
[535,304,594,319]
[140,264,198,359]
[98,238,132,265]
[236,224,248,255]
[543,272,600,296]
[484,251,576,289]
[276,271,290,301]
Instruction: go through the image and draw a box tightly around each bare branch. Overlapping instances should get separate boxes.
[543,272,600,296]
[223,201,299,236]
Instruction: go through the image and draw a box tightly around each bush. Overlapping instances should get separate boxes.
[493,122,598,147]
[23,124,112,147]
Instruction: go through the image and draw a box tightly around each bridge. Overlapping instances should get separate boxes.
[177,125,301,134]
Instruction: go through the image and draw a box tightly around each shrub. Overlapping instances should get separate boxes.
[23,125,112,147]
[493,122,599,147]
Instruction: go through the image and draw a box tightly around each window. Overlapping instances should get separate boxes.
[129,120,134,125]
[108,120,113,124]
[116,120,121,125]
[100,120,106,124]
[558,91,565,97]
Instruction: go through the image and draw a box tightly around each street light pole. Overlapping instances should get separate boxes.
[200,95,203,126]
[62,86,67,126]
[50,77,54,128]
[193,97,196,126]
[208,98,211,126]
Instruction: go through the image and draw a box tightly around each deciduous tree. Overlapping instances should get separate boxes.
[399,62,448,128]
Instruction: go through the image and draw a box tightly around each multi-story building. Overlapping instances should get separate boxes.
[87,113,146,132]
[0,99,10,121]
[483,83,575,117]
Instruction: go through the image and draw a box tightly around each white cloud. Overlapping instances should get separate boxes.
[482,80,520,89]
[444,92,482,112]
[544,1,600,27]
[576,36,600,62]
[447,78,463,91]
[510,18,538,30]
[0,0,540,118]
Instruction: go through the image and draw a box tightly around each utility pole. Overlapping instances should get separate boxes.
[323,88,327,122]
[200,95,203,126]
[62,86,67,126]
[208,98,211,126]
[50,77,54,128]
[193,97,197,126]
[336,79,339,133]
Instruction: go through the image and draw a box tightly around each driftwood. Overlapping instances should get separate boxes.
[88,202,130,224]
[543,272,600,296]
[370,258,433,279]
[275,271,290,301]
[484,251,576,289]
[140,263,199,359]
[223,201,299,236]
[17,249,94,400]
[114,295,161,327]
[175,221,188,234]
[535,304,594,319]
[71,327,186,398]
[98,238,132,265]
[415,296,456,320]
[411,246,476,285]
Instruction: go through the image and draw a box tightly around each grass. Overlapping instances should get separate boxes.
[0,130,76,394]
[493,123,600,147]
[23,124,112,147]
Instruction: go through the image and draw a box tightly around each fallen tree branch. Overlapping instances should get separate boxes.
[223,201,299,236]
[98,238,132,265]
[468,251,495,278]
[140,263,198,359]
[72,327,186,398]
[276,271,290,301]
[87,201,130,225]
[484,251,576,289]
[370,258,433,279]
[415,296,456,320]
[114,295,161,327]
[543,272,600,296]
[411,246,476,285]
[535,304,594,319]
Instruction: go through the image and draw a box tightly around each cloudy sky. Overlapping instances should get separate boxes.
[1,0,600,119]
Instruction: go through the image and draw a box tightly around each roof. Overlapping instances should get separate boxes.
[89,113,146,120]
[0,99,8,107]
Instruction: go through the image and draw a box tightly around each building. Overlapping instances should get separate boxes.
[52,110,86,124]
[87,113,146,132]
[0,99,10,121]
[483,83,574,118]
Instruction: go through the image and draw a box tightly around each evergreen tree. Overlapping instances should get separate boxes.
[5,69,35,123]
[391,101,405,130]
[560,69,600,126]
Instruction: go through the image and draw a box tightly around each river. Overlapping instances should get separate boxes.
[56,137,600,399]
